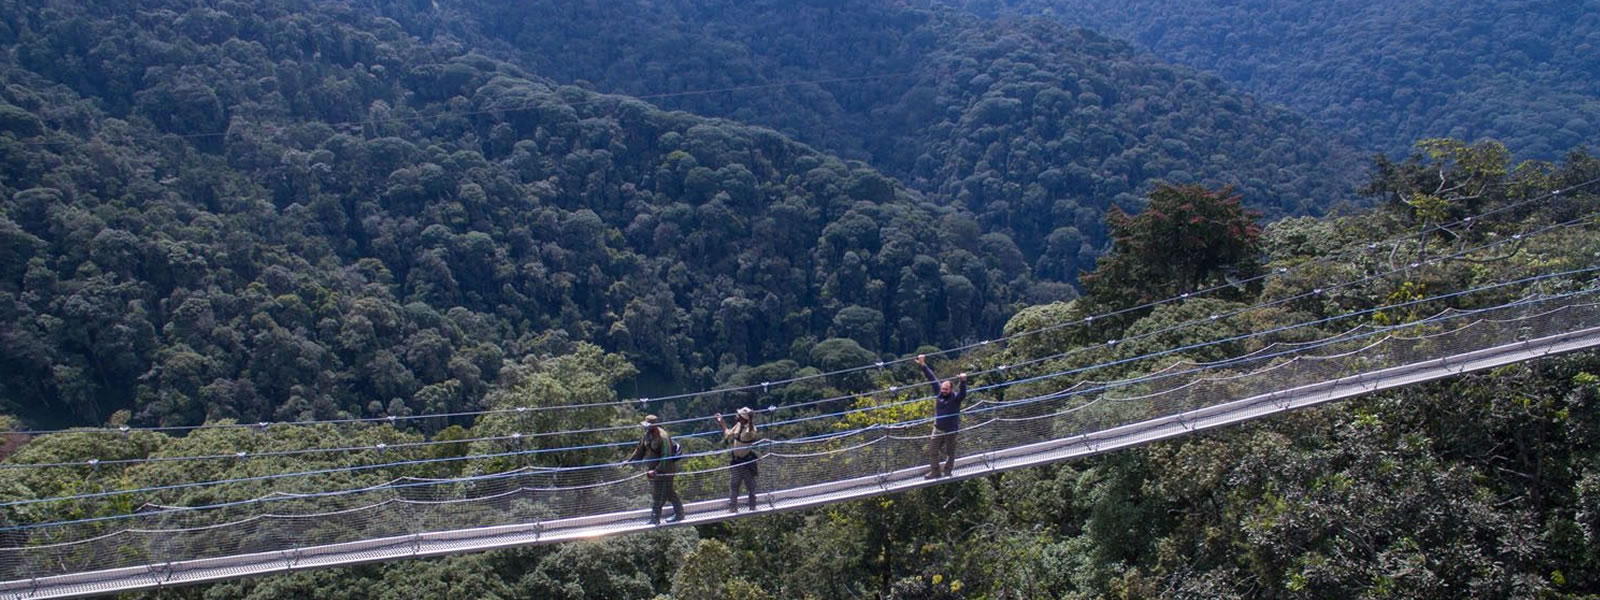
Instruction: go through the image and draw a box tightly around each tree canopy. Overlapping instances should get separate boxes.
[953,0,1600,160]
[1,0,1599,598]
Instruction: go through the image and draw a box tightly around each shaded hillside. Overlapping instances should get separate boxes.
[408,0,1368,276]
[0,0,1039,427]
[951,0,1600,159]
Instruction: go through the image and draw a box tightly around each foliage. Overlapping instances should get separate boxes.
[0,0,1596,596]
[424,0,1366,273]
[5,144,1597,600]
[1080,183,1263,316]
[953,0,1600,160]
[671,539,774,600]
[0,0,1050,428]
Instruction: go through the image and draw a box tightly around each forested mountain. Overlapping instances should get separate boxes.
[424,0,1367,271]
[949,0,1600,160]
[0,0,1047,428]
[5,0,1600,598]
[0,0,1371,429]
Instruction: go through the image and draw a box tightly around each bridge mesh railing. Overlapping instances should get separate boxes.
[2,291,1599,585]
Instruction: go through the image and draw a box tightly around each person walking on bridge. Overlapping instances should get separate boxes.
[627,415,685,525]
[917,354,967,479]
[716,406,762,513]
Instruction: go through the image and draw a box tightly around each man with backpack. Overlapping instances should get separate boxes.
[627,415,685,524]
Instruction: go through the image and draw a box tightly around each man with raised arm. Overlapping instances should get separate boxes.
[715,406,761,513]
[627,415,685,525]
[916,354,967,479]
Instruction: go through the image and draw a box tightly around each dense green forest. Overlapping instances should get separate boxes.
[0,0,1023,428]
[433,0,1367,264]
[3,0,1600,598]
[0,0,1371,429]
[5,141,1599,599]
[949,0,1600,160]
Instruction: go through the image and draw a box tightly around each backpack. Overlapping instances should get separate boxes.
[669,439,683,462]
[662,438,683,463]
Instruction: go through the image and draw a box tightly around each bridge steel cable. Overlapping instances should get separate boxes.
[3,263,1596,522]
[5,206,1596,473]
[7,177,1596,439]
[4,279,1600,599]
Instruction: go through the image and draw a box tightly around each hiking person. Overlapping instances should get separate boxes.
[916,354,967,479]
[627,415,685,524]
[716,406,761,513]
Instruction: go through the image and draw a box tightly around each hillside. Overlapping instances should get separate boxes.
[410,0,1368,272]
[0,0,1057,428]
[950,0,1600,160]
[0,0,1379,429]
[1,0,1600,598]
[5,141,1599,599]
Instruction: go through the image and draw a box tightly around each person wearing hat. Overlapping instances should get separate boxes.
[626,415,685,524]
[916,354,967,479]
[715,406,762,513]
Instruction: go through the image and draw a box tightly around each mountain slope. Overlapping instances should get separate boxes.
[0,0,1036,427]
[410,0,1368,275]
[950,0,1600,159]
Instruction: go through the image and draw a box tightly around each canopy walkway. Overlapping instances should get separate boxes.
[3,285,1599,599]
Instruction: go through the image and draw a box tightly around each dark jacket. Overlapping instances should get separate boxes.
[627,428,678,473]
[922,364,967,432]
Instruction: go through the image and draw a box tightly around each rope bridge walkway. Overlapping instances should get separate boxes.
[2,284,1599,598]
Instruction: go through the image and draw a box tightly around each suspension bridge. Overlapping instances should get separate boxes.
[0,280,1596,598]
